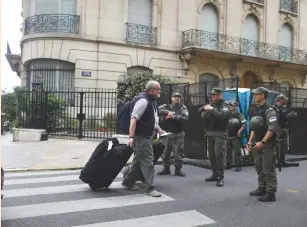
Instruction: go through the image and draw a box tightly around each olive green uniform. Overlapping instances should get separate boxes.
[250,103,278,194]
[199,99,230,180]
[226,112,246,167]
[158,103,189,169]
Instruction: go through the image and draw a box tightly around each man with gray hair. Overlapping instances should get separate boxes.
[122,80,165,197]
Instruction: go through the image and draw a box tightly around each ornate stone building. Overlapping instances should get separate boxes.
[6,0,307,91]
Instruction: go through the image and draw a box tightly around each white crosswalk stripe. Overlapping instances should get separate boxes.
[2,170,215,227]
[71,210,216,227]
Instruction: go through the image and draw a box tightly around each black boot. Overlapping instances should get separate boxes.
[235,166,242,172]
[157,166,171,175]
[216,178,224,187]
[258,192,276,202]
[205,173,218,182]
[225,163,232,169]
[175,167,185,177]
[249,187,266,196]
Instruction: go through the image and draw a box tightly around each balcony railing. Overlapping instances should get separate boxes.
[182,29,307,65]
[24,14,80,35]
[280,0,298,14]
[126,23,157,45]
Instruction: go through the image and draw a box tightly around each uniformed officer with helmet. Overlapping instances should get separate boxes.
[226,101,246,172]
[157,92,189,177]
[247,87,278,202]
[199,88,230,187]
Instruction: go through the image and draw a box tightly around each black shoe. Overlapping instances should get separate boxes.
[281,161,300,167]
[175,168,185,177]
[157,167,171,175]
[235,166,242,172]
[226,163,232,169]
[258,193,276,202]
[249,187,266,196]
[205,174,218,182]
[216,179,224,187]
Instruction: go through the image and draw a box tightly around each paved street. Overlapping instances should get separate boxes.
[2,162,307,227]
[2,133,137,170]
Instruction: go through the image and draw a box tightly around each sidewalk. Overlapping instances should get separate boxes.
[1,133,135,171]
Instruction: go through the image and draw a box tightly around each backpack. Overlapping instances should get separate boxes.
[117,101,134,134]
[116,94,150,134]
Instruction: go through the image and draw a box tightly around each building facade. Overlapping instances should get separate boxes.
[6,0,307,91]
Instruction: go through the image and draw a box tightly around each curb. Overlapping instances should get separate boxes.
[4,161,164,173]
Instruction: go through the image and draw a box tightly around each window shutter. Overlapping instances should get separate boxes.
[61,0,77,14]
[35,0,59,14]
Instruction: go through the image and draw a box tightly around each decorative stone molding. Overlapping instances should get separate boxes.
[228,58,241,76]
[179,51,192,74]
[153,0,159,5]
[298,71,307,86]
[242,6,263,28]
[267,65,280,82]
[280,14,297,35]
[197,0,223,18]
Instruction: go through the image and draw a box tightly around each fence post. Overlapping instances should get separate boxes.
[77,92,85,139]
[44,91,48,130]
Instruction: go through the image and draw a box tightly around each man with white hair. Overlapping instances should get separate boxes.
[122,80,165,197]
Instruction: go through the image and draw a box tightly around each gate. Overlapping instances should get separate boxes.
[183,78,239,159]
[288,88,307,155]
[17,89,117,140]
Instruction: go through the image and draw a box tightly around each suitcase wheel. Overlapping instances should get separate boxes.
[89,184,98,191]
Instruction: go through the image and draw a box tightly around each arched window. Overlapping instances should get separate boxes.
[280,23,293,61]
[127,66,153,74]
[199,4,219,48]
[27,59,74,92]
[199,73,219,82]
[242,14,259,56]
[29,0,77,15]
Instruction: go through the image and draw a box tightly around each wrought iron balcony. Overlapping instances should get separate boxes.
[126,23,157,45]
[24,14,80,35]
[182,29,307,65]
[280,0,298,14]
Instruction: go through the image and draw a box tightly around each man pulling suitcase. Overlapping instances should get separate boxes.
[121,80,166,197]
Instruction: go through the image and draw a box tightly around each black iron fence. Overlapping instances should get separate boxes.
[16,89,117,140]
[287,88,307,155]
[24,14,80,35]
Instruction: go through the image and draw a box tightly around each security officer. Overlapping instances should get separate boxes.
[199,88,230,187]
[247,87,278,202]
[274,94,297,167]
[157,92,189,176]
[226,101,246,172]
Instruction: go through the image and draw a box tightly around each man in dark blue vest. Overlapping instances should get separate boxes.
[122,80,165,197]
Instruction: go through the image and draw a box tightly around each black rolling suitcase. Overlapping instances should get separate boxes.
[79,138,134,191]
[122,140,165,182]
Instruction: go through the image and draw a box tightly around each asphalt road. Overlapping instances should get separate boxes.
[2,162,307,227]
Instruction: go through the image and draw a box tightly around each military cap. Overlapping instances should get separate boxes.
[276,94,288,101]
[209,88,223,95]
[172,91,181,97]
[229,101,239,106]
[253,87,269,97]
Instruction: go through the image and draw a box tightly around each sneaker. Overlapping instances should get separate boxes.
[121,182,139,190]
[145,190,162,197]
